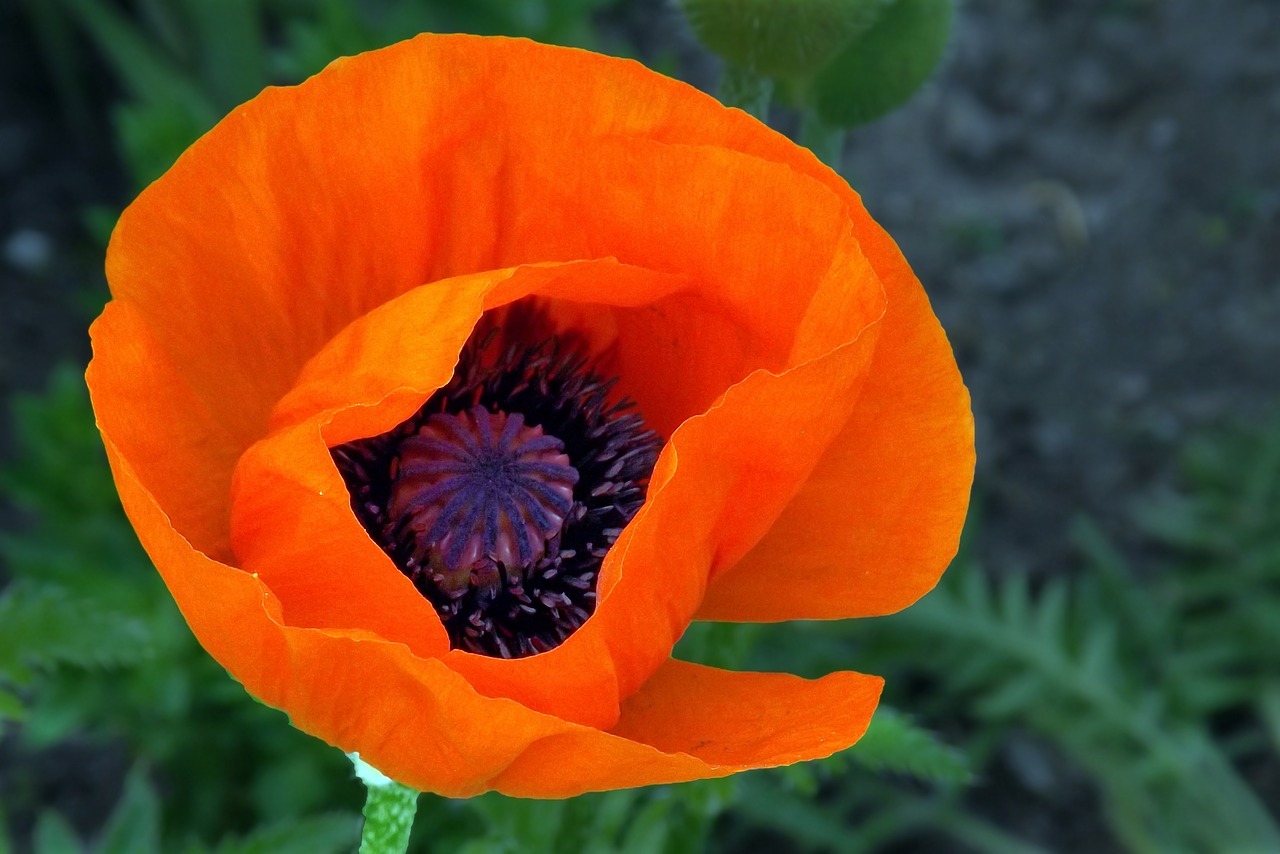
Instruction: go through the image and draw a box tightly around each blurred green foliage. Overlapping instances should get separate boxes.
[0,372,961,851]
[5,0,1279,851]
[20,0,617,188]
[683,0,953,157]
[767,418,1280,852]
[4,368,1279,851]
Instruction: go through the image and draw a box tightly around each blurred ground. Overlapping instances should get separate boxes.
[1,0,1277,850]
[0,0,118,454]
[849,0,1280,577]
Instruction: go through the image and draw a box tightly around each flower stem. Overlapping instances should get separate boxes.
[718,63,773,122]
[800,113,847,171]
[350,754,420,854]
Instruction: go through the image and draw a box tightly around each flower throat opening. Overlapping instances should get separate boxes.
[331,307,662,659]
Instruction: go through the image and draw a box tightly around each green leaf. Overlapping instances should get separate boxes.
[0,687,24,722]
[812,0,953,127]
[848,706,972,784]
[17,0,95,136]
[0,583,153,682]
[197,814,360,854]
[32,812,82,854]
[177,0,268,108]
[0,807,13,854]
[95,768,161,854]
[114,96,216,186]
[49,0,219,186]
[52,0,216,120]
[618,797,675,853]
[682,0,888,78]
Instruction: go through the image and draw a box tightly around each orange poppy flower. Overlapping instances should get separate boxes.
[86,34,973,797]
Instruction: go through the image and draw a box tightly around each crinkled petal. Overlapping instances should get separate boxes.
[88,34,969,792]
[698,268,975,620]
[235,261,686,729]
[88,302,243,560]
[103,430,879,797]
[494,660,882,797]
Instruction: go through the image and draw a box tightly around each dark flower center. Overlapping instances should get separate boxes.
[388,407,578,597]
[331,312,661,659]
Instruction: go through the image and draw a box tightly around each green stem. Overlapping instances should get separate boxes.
[799,112,847,171]
[351,754,420,854]
[718,63,773,121]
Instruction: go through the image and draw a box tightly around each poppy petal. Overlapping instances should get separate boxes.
[94,435,582,796]
[89,34,971,796]
[589,318,885,703]
[582,51,978,623]
[697,233,974,621]
[609,660,882,771]
[87,302,243,560]
[104,37,865,456]
[234,261,686,729]
[103,431,880,798]
[492,660,882,797]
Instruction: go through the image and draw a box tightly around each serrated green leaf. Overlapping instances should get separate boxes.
[1035,578,1069,643]
[812,0,952,127]
[580,791,639,850]
[975,675,1044,721]
[735,780,869,851]
[848,706,971,784]
[683,0,889,78]
[95,767,161,854]
[0,583,153,680]
[998,572,1031,629]
[1078,623,1116,681]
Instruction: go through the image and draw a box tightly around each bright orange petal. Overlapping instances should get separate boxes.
[104,36,889,441]
[97,431,569,796]
[589,321,884,702]
[698,268,975,621]
[545,138,885,440]
[492,660,882,797]
[102,430,881,798]
[235,261,684,729]
[88,302,242,560]
[91,34,969,796]
[560,44,978,622]
[609,659,882,769]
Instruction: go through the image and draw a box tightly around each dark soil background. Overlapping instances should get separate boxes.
[856,0,1280,580]
[0,2,115,435]
[1,0,1277,849]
